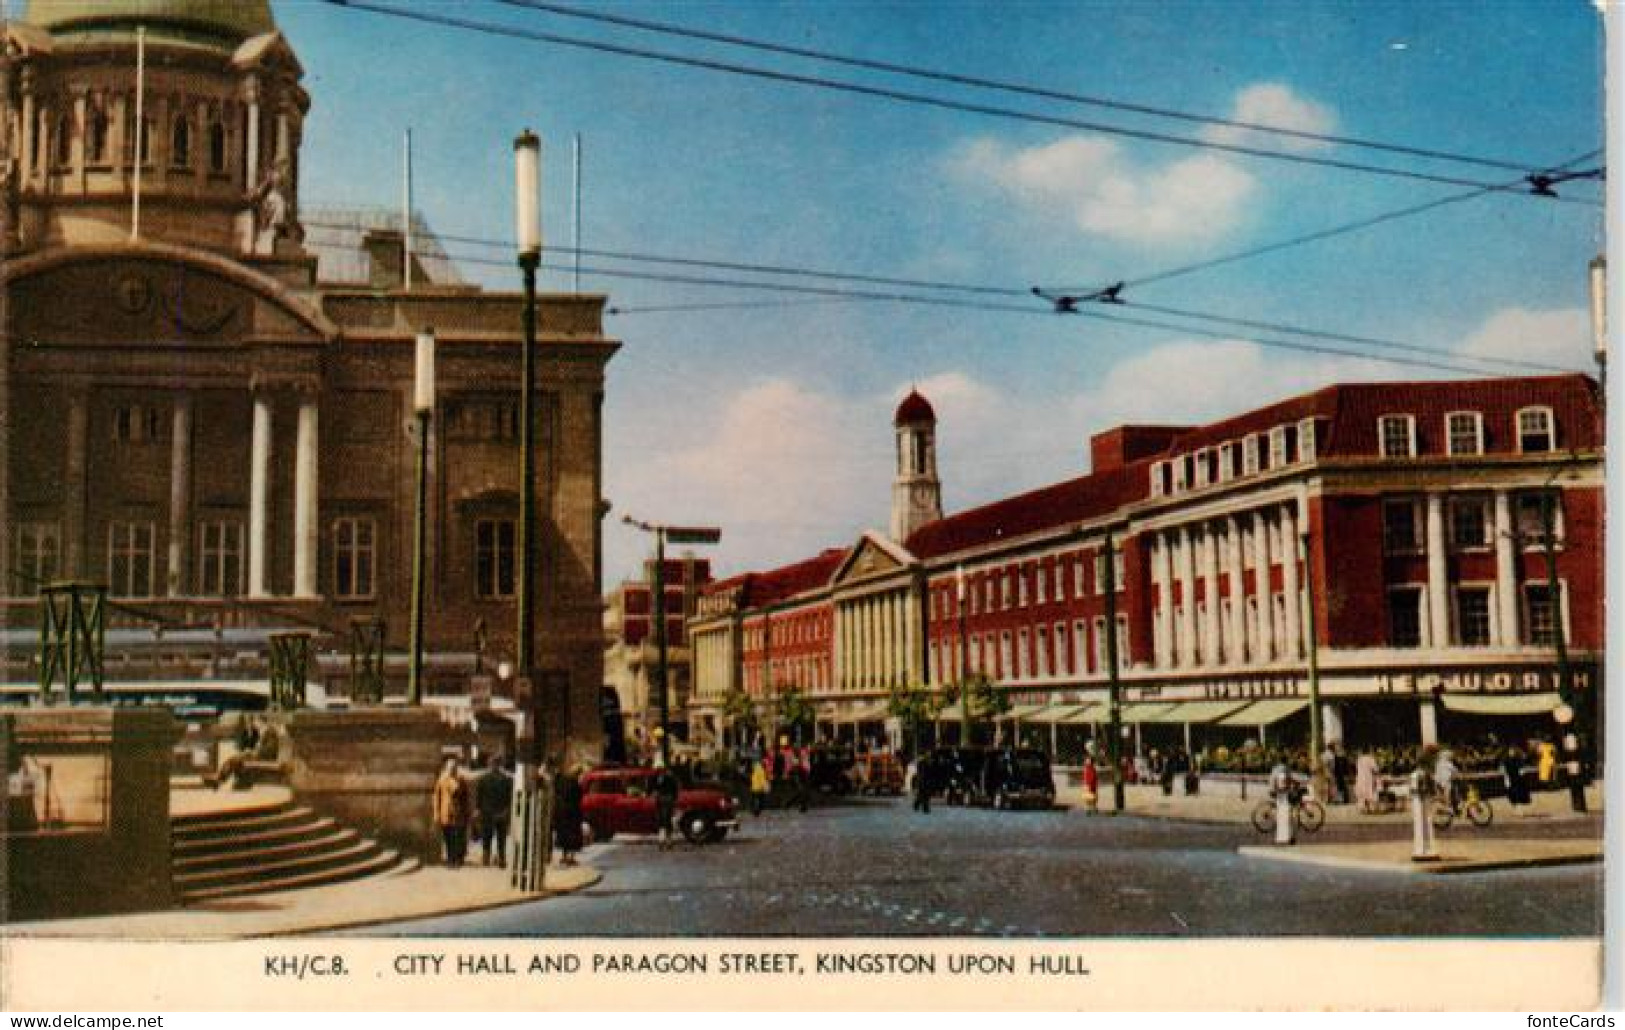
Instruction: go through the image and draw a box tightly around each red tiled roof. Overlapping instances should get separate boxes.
[699,547,849,606]
[904,462,1147,559]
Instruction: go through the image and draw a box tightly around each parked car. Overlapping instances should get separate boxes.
[809,744,856,794]
[925,746,1054,809]
[579,766,740,844]
[853,751,906,796]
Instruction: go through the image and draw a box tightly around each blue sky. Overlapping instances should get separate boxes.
[262,0,1604,582]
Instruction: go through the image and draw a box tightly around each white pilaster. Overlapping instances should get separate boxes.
[1253,511,1274,662]
[1200,524,1221,666]
[1177,526,1197,667]
[293,396,319,598]
[1281,502,1302,660]
[1426,493,1450,646]
[1225,516,1246,665]
[1153,533,1173,668]
[1494,490,1519,646]
[248,392,271,598]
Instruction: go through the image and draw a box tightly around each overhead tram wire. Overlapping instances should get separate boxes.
[500,0,1535,174]
[305,218,1580,379]
[321,0,1597,201]
[419,244,1559,379]
[1039,148,1605,295]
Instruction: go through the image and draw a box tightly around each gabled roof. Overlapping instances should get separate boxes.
[829,530,915,584]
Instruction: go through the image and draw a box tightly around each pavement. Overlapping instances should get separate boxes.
[9,859,600,939]
[1081,780,1604,874]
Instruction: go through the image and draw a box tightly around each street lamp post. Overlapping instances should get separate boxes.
[956,565,969,749]
[1103,530,1125,813]
[514,130,542,754]
[1540,484,1586,813]
[623,516,722,768]
[1299,494,1328,802]
[406,328,434,706]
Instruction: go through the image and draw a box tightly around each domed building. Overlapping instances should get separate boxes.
[0,0,617,762]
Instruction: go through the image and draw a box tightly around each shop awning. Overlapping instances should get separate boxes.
[1002,704,1052,722]
[1056,703,1106,724]
[1119,702,1176,724]
[1440,692,1560,715]
[1217,698,1311,726]
[1141,700,1253,724]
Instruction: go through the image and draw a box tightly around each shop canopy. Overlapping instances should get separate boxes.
[1217,698,1311,727]
[1440,692,1561,715]
[1056,703,1106,724]
[1140,700,1254,725]
[1119,702,1177,724]
[1002,704,1054,722]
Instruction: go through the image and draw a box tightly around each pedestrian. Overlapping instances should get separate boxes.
[432,756,473,868]
[653,762,680,850]
[1502,746,1532,816]
[1354,750,1380,814]
[1081,750,1099,816]
[1156,748,1174,796]
[1269,757,1295,846]
[749,759,770,816]
[1434,748,1460,812]
[475,753,513,867]
[911,753,932,814]
[1410,746,1440,862]
[553,763,585,865]
[792,744,811,813]
[1331,746,1351,805]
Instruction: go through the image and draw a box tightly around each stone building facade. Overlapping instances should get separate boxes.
[602,555,712,753]
[0,0,618,761]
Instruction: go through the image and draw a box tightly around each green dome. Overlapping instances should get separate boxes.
[24,0,277,48]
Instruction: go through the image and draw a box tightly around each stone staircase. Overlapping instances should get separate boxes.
[171,797,418,904]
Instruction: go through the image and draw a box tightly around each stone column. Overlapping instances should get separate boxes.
[1225,516,1247,665]
[248,391,272,598]
[1177,526,1197,667]
[71,90,85,184]
[1253,511,1274,662]
[166,397,193,597]
[903,592,918,685]
[832,604,844,691]
[293,395,319,598]
[1425,493,1450,647]
[63,389,89,578]
[1322,702,1345,746]
[1152,533,1170,668]
[1418,699,1439,746]
[1200,524,1221,666]
[1494,490,1519,646]
[1281,502,1302,660]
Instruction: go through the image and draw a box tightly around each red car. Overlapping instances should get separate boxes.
[579,767,739,844]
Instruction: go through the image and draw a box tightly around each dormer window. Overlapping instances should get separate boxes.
[1193,448,1210,488]
[1268,426,1288,468]
[1242,435,1260,475]
[1298,419,1317,462]
[1446,411,1484,456]
[1379,414,1416,458]
[1517,407,1555,453]
[1172,457,1187,492]
[1150,461,1166,498]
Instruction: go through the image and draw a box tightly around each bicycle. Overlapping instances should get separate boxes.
[1431,783,1493,829]
[1250,785,1326,835]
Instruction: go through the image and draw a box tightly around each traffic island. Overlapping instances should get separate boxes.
[1237,838,1602,875]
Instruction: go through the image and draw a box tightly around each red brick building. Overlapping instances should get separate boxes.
[689,376,1603,760]
[603,556,711,750]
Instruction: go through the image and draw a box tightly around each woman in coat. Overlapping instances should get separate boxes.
[552,764,585,865]
[1353,750,1380,814]
[432,757,472,867]
[1081,751,1100,816]
[748,760,771,816]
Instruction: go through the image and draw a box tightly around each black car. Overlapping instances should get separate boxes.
[926,745,1055,809]
[809,744,857,794]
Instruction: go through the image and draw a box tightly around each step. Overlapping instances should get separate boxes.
[178,848,407,904]
[172,797,295,829]
[174,815,337,858]
[175,836,382,892]
[174,826,358,874]
[172,806,314,842]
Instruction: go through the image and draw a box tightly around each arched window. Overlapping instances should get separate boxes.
[208,118,227,173]
[87,104,110,164]
[171,115,191,168]
[53,111,72,167]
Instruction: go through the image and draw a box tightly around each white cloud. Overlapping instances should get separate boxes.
[954,137,1255,247]
[1456,306,1592,372]
[1202,82,1338,152]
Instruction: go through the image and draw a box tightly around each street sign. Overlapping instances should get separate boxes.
[664,525,722,545]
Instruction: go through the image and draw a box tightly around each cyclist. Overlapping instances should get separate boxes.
[1435,748,1461,813]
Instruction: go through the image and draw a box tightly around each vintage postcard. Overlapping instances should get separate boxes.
[0,0,1610,1012]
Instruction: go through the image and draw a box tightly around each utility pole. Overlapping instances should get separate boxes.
[1541,484,1586,813]
[1298,493,1327,802]
[1103,530,1124,813]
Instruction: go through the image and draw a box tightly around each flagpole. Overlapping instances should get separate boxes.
[130,26,145,240]
[403,127,414,291]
